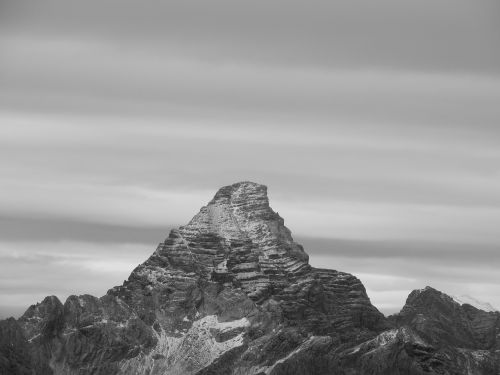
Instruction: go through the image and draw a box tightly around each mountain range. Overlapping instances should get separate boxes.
[1,181,499,374]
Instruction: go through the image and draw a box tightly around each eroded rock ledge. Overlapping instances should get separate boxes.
[1,182,498,375]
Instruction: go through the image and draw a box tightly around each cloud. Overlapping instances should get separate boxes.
[1,0,499,72]
[0,241,153,318]
[302,237,500,314]
[297,237,500,264]
[0,216,169,244]
[0,0,499,319]
[2,35,500,130]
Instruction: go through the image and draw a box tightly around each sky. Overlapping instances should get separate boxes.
[1,0,500,317]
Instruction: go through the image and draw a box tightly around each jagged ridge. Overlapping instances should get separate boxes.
[1,182,498,375]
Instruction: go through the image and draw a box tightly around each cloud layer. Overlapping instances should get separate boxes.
[0,0,499,317]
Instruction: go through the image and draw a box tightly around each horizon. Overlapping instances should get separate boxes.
[0,180,498,318]
[1,0,500,318]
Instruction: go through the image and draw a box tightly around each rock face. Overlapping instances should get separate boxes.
[1,182,499,374]
[452,295,499,313]
[338,287,500,375]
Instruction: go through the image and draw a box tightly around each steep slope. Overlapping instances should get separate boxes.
[338,287,500,374]
[453,295,499,313]
[0,318,34,375]
[392,287,500,350]
[1,182,498,374]
[1,182,387,375]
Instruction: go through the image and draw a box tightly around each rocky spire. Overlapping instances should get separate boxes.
[2,181,397,375]
[150,181,310,302]
[181,181,306,256]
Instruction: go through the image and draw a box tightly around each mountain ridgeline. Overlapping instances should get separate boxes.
[1,182,499,374]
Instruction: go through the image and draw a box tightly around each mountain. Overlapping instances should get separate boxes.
[452,295,499,313]
[1,181,499,375]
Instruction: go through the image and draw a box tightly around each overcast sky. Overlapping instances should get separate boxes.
[1,0,500,317]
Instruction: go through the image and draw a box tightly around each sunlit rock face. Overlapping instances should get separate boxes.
[136,181,311,306]
[1,182,498,374]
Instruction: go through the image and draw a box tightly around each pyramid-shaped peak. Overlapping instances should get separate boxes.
[210,181,268,204]
[145,182,310,302]
[172,181,309,272]
[184,181,286,242]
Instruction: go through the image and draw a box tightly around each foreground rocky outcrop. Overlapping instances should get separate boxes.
[1,182,498,374]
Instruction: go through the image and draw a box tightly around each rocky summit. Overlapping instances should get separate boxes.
[1,181,499,375]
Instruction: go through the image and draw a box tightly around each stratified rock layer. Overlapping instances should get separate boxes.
[1,182,498,374]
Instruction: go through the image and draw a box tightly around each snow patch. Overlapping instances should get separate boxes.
[252,336,317,375]
[119,315,250,375]
[28,333,41,343]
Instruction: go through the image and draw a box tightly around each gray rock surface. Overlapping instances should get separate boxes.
[1,182,498,374]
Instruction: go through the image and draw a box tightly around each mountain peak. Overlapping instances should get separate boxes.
[402,286,459,312]
[139,181,310,302]
[392,285,500,353]
[404,287,499,314]
[210,181,268,203]
[179,181,307,261]
[9,181,471,375]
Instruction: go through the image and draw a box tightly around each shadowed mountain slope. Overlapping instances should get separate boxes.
[0,182,498,374]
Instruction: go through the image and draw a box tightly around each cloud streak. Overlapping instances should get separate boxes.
[2,0,500,72]
[0,0,499,318]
